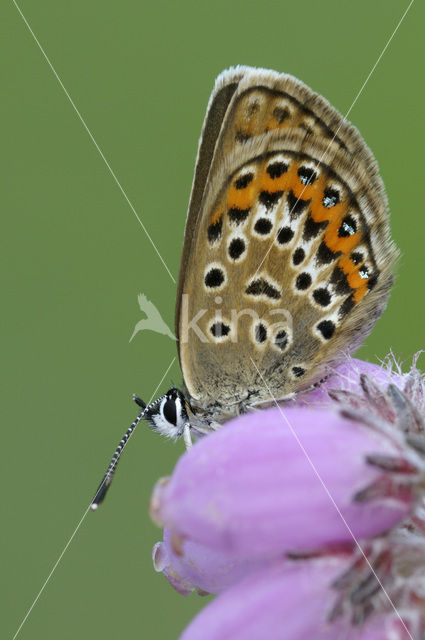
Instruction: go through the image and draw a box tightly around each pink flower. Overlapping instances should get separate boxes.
[179,557,412,640]
[150,356,425,637]
[151,409,412,560]
[152,527,276,595]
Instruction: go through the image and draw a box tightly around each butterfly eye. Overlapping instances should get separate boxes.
[162,397,177,426]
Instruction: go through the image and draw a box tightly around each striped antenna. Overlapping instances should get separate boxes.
[90,400,147,510]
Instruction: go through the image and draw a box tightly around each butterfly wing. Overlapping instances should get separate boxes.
[176,66,398,411]
[175,68,245,332]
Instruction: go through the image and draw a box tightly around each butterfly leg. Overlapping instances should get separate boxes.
[183,423,193,450]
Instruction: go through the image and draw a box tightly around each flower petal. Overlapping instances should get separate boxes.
[153,527,279,595]
[152,408,413,558]
[179,556,406,640]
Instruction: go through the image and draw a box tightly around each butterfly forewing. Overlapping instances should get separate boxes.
[177,67,398,414]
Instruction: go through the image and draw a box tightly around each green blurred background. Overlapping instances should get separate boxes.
[2,1,423,638]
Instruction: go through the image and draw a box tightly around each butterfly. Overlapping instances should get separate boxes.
[91,66,398,509]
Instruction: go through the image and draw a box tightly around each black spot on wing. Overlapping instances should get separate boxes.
[267,161,288,179]
[287,190,310,218]
[205,268,225,288]
[303,215,327,242]
[330,267,352,296]
[292,247,305,265]
[292,366,305,377]
[246,279,281,300]
[228,207,250,224]
[259,190,283,210]
[274,330,288,351]
[255,323,267,343]
[208,218,223,244]
[338,215,357,237]
[210,322,230,338]
[351,251,364,265]
[317,320,335,340]
[234,173,254,189]
[316,241,340,265]
[277,227,294,245]
[295,272,312,290]
[322,187,340,208]
[228,238,245,260]
[297,166,317,186]
[273,106,290,124]
[313,288,331,307]
[254,218,273,235]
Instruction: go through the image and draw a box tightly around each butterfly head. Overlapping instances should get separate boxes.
[142,388,190,440]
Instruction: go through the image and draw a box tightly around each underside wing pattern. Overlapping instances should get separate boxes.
[176,67,398,416]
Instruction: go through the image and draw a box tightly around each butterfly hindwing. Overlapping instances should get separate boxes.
[177,67,398,412]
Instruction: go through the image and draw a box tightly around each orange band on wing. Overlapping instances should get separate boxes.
[258,163,297,194]
[226,185,256,211]
[291,172,324,202]
[339,255,369,302]
[324,216,359,254]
